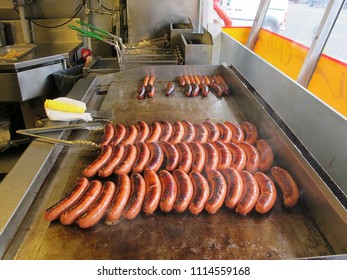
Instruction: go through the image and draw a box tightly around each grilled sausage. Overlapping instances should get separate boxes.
[142,169,162,215]
[256,139,274,172]
[188,142,206,172]
[209,82,223,97]
[225,142,246,171]
[202,142,219,172]
[158,120,174,142]
[98,144,125,177]
[60,180,103,225]
[188,171,210,215]
[219,167,244,209]
[123,173,146,219]
[44,177,89,222]
[203,75,211,85]
[148,75,155,87]
[216,122,233,143]
[175,142,193,173]
[173,169,194,213]
[159,170,177,212]
[146,85,155,98]
[181,120,196,143]
[76,181,116,228]
[82,145,113,178]
[193,75,201,85]
[137,85,146,99]
[204,169,227,214]
[159,141,179,171]
[105,174,131,225]
[217,75,230,95]
[121,124,138,145]
[189,75,195,84]
[177,75,186,87]
[110,124,127,146]
[203,120,220,142]
[271,166,299,208]
[184,83,192,97]
[132,142,150,173]
[146,142,164,172]
[114,144,137,175]
[143,75,150,87]
[224,121,244,144]
[135,121,150,143]
[241,121,258,145]
[146,121,163,143]
[166,82,175,97]
[238,141,260,174]
[191,83,200,97]
[212,141,232,170]
[254,172,277,214]
[236,170,259,215]
[194,123,208,143]
[183,75,191,85]
[199,83,210,97]
[170,121,185,144]
[100,123,115,146]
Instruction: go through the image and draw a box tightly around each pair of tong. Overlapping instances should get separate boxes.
[16,121,108,150]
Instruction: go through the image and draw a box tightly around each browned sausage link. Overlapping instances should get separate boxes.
[191,83,200,97]
[166,82,175,96]
[184,83,192,97]
[98,144,125,177]
[256,139,274,172]
[189,75,195,84]
[203,75,211,85]
[197,75,204,85]
[204,169,227,214]
[209,82,223,97]
[99,123,115,146]
[181,120,197,143]
[132,142,150,173]
[159,141,179,171]
[135,120,150,143]
[212,141,232,170]
[254,172,277,214]
[225,142,246,171]
[224,121,244,144]
[188,142,206,173]
[146,142,164,172]
[271,166,299,208]
[143,75,150,87]
[202,142,219,172]
[217,75,230,95]
[193,75,201,84]
[44,177,89,222]
[236,170,260,215]
[175,142,193,173]
[60,180,103,225]
[109,124,127,146]
[219,167,244,209]
[216,122,233,143]
[203,120,221,142]
[238,141,260,174]
[148,75,155,86]
[146,121,163,143]
[177,75,186,87]
[188,171,210,215]
[241,121,258,145]
[142,169,162,215]
[105,174,131,225]
[159,170,177,212]
[123,173,146,219]
[137,85,146,99]
[183,75,191,85]
[173,169,194,213]
[82,145,113,178]
[212,75,227,93]
[199,83,210,97]
[114,144,138,175]
[169,121,185,144]
[193,123,208,143]
[146,84,155,98]
[121,124,138,146]
[158,120,174,142]
[76,181,116,228]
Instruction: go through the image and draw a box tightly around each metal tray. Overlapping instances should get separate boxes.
[0,44,37,62]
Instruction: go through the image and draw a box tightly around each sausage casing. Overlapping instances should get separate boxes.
[173,169,194,213]
[135,121,150,143]
[238,141,260,174]
[193,123,208,143]
[175,142,193,173]
[181,120,196,143]
[203,120,220,142]
[212,141,232,170]
[158,120,174,142]
[189,171,210,215]
[99,123,115,146]
[225,142,247,172]
[224,121,244,144]
[216,122,232,143]
[254,172,277,214]
[241,121,258,145]
[146,142,164,172]
[146,121,163,143]
[110,124,127,146]
[123,173,146,219]
[132,142,150,173]
[204,169,227,214]
[236,171,259,215]
[114,144,137,175]
[219,167,244,209]
[159,170,178,212]
[98,144,125,177]
[82,145,113,178]
[202,142,219,172]
[256,139,274,172]
[188,141,206,173]
[142,169,162,215]
[160,141,179,171]
[170,121,185,144]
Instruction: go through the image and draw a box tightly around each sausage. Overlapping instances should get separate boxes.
[159,141,179,171]
[193,123,208,143]
[105,174,131,225]
[217,75,230,95]
[204,169,227,214]
[146,85,155,98]
[191,83,200,97]
[238,141,260,174]
[132,142,150,173]
[256,139,274,172]
[202,142,219,172]
[188,171,210,215]
[203,75,211,85]
[44,177,89,222]
[173,169,194,213]
[241,121,258,145]
[76,180,116,228]
[166,82,175,97]
[175,142,193,173]
[216,122,232,143]
[143,75,150,87]
[99,123,115,146]
[193,75,201,85]
[254,172,277,214]
[98,144,125,177]
[184,83,192,97]
[271,166,299,208]
[60,180,103,225]
[209,82,223,97]
[183,75,191,85]
[121,124,138,145]
[123,173,146,219]
[82,145,113,178]
[203,120,220,142]
[145,142,164,172]
[169,121,185,144]
[225,142,246,171]
[181,120,196,143]
[159,170,177,212]
[199,83,210,97]
[158,120,174,142]
[189,75,195,84]
[212,75,226,92]
[212,141,232,170]
[114,144,137,175]
[148,75,155,87]
[135,121,150,143]
[142,169,162,215]
[236,170,259,215]
[146,121,163,143]
[224,121,244,144]
[109,124,127,146]
[137,85,146,99]
[219,167,243,209]
[177,75,186,87]
[187,142,206,172]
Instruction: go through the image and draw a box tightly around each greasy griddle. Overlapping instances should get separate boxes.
[12,65,333,259]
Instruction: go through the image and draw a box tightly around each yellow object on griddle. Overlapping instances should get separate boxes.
[44,99,85,113]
